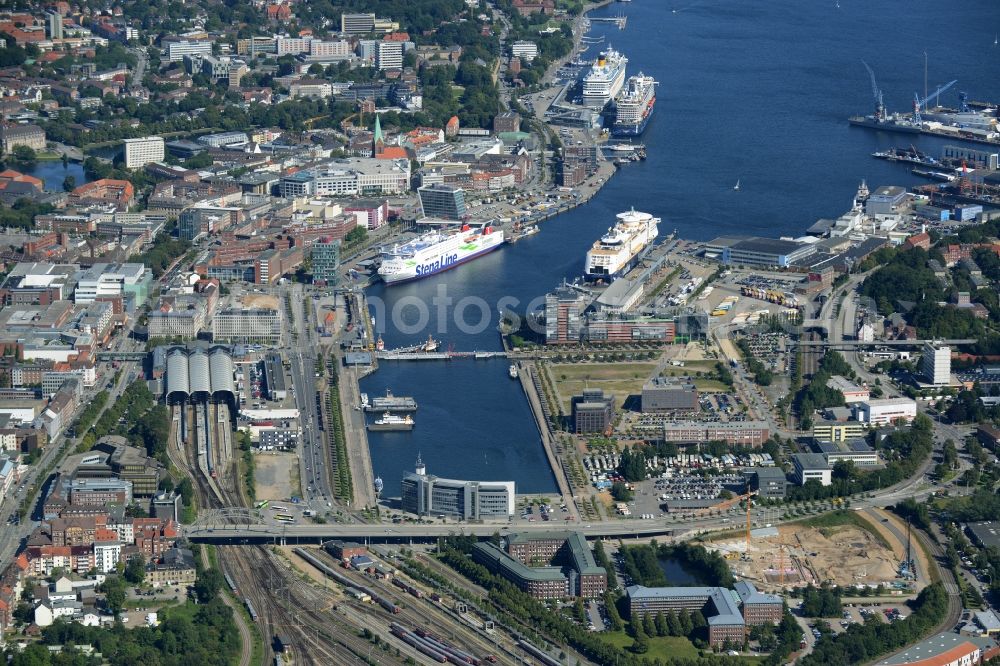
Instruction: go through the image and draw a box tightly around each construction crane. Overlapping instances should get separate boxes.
[913,79,958,123]
[861,60,885,122]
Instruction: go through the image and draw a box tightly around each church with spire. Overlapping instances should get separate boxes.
[373,113,385,156]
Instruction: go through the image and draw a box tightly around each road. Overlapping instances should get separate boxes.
[0,340,142,566]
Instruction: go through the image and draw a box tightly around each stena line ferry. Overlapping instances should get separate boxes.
[377,223,504,284]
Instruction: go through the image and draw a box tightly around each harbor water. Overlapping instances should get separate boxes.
[364,0,1000,498]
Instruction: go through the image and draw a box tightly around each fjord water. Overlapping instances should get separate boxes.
[363,0,1000,497]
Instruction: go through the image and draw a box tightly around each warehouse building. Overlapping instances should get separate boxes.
[641,377,699,413]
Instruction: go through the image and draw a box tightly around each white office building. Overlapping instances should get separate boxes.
[511,41,538,63]
[123,136,165,169]
[792,453,832,486]
[855,398,917,425]
[921,342,952,386]
[212,308,281,344]
[279,158,411,198]
[341,13,376,34]
[74,263,151,308]
[375,41,403,70]
[165,40,212,62]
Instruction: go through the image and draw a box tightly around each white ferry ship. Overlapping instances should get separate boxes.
[582,48,628,107]
[378,224,504,284]
[613,73,656,136]
[584,209,659,280]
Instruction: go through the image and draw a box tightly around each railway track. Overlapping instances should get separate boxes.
[224,545,412,665]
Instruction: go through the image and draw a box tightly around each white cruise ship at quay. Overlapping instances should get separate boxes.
[582,48,628,107]
[584,209,659,280]
[378,224,504,284]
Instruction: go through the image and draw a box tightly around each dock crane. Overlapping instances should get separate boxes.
[913,79,958,123]
[861,60,885,122]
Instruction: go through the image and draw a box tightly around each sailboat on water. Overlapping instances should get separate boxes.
[733,179,741,191]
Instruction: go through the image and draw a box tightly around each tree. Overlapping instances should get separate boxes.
[666,610,680,636]
[62,175,76,192]
[345,225,367,245]
[677,608,693,636]
[654,610,668,637]
[631,631,649,654]
[102,576,126,615]
[11,145,35,167]
[642,610,656,637]
[124,554,146,585]
[611,481,633,503]
[193,567,223,603]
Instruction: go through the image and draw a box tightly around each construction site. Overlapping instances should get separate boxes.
[703,507,925,593]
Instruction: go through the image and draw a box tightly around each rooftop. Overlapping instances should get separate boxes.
[875,632,995,666]
[793,452,830,470]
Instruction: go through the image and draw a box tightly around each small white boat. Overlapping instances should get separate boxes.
[733,179,741,191]
[508,364,519,379]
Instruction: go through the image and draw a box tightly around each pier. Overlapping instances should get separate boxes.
[589,14,628,28]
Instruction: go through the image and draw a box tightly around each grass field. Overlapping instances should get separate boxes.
[794,510,891,550]
[599,631,701,661]
[549,362,658,410]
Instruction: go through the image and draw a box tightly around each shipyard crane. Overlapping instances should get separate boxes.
[913,79,958,123]
[861,60,885,122]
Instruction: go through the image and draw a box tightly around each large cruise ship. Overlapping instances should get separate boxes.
[584,209,659,280]
[613,73,656,136]
[378,224,504,284]
[582,48,628,108]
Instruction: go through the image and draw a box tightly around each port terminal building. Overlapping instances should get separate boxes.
[400,457,514,520]
[472,530,607,599]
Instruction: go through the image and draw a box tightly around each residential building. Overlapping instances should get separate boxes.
[493,111,522,133]
[400,456,514,520]
[571,389,614,435]
[544,284,587,344]
[343,199,389,230]
[46,11,63,40]
[792,453,832,486]
[418,183,467,220]
[289,79,333,99]
[872,632,998,666]
[921,342,951,386]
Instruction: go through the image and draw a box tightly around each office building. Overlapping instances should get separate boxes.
[341,13,376,34]
[279,158,411,197]
[718,236,817,268]
[0,124,46,153]
[571,389,614,435]
[418,184,467,220]
[123,137,165,169]
[311,238,341,285]
[74,263,151,310]
[873,633,998,666]
[212,307,281,344]
[510,41,538,63]
[627,584,780,648]
[493,111,522,134]
[661,421,771,447]
[921,342,951,386]
[792,453,832,486]
[165,40,212,62]
[641,377,699,413]
[400,456,515,520]
[375,41,403,70]
[825,375,869,403]
[472,531,606,599]
[812,420,867,443]
[855,398,917,425]
[67,477,132,506]
[747,467,787,499]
